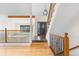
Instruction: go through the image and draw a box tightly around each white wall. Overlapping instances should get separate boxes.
[48,3,79,55]
[0,3,32,16]
[0,15,31,30]
[32,18,37,36]
[36,16,47,22]
[70,48,79,56]
[0,3,49,16]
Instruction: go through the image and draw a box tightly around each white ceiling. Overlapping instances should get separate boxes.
[32,3,49,16]
[0,3,49,16]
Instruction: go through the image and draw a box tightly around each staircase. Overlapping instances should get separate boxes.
[46,3,79,56]
[47,3,56,25]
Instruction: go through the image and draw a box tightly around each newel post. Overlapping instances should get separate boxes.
[64,33,69,56]
[5,28,7,43]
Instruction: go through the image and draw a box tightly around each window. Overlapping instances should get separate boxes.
[20,25,30,32]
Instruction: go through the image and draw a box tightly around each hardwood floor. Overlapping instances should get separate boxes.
[0,42,54,56]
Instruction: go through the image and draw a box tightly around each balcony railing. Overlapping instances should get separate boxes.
[0,28,31,43]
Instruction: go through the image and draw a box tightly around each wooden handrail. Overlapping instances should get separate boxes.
[0,30,21,31]
[63,33,69,56]
[51,34,64,39]
[53,45,79,56]
[69,45,79,51]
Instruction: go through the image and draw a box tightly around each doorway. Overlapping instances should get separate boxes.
[37,22,47,42]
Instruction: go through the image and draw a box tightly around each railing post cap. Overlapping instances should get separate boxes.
[65,32,68,36]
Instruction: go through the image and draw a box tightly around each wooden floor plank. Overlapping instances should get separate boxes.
[0,42,54,56]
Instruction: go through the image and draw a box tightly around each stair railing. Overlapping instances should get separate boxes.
[50,32,69,56]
